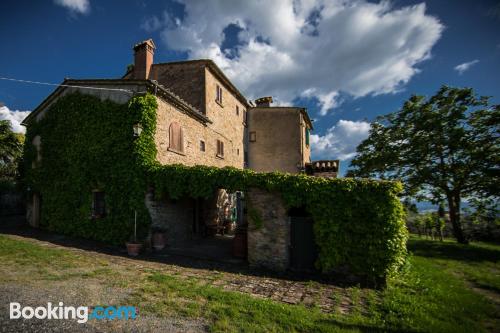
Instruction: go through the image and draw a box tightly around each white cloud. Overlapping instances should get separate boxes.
[310,119,370,160]
[0,106,30,133]
[454,59,479,75]
[141,16,162,32]
[147,0,443,115]
[54,0,90,14]
[301,89,341,116]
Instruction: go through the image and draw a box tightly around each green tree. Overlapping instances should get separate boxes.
[414,214,425,237]
[347,86,499,244]
[0,120,24,183]
[424,213,435,240]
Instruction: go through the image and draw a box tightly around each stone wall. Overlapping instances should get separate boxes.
[300,113,311,166]
[145,191,195,245]
[155,92,244,168]
[310,171,338,178]
[247,188,290,271]
[204,67,246,168]
[247,107,310,173]
[147,61,246,170]
[150,62,206,112]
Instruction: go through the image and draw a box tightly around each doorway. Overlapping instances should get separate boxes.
[289,208,317,272]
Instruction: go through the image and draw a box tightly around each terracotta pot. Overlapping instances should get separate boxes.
[126,242,142,256]
[152,232,166,251]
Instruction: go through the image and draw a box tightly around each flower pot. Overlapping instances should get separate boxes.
[126,242,142,256]
[152,232,166,251]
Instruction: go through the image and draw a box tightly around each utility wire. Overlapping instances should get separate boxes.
[0,76,134,94]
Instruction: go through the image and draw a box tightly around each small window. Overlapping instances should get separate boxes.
[249,131,256,142]
[237,148,240,155]
[216,139,224,158]
[169,122,184,153]
[305,128,310,147]
[236,105,239,116]
[216,84,223,105]
[200,140,205,152]
[92,191,106,218]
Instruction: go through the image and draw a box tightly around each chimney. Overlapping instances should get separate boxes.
[255,96,273,107]
[133,39,156,79]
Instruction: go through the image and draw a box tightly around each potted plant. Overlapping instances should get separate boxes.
[151,226,167,251]
[126,211,142,256]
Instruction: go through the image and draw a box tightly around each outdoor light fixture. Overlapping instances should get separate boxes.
[133,123,143,138]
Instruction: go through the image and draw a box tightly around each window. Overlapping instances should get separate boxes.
[200,140,205,152]
[236,105,239,116]
[168,122,184,153]
[305,128,310,147]
[216,84,223,105]
[92,191,106,218]
[216,139,224,158]
[237,148,240,155]
[249,131,256,142]
[243,109,247,125]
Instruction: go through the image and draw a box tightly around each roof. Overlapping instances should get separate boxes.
[21,79,211,126]
[249,106,314,130]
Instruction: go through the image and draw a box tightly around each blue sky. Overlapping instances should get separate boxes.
[1,0,499,176]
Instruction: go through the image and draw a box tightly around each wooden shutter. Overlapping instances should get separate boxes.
[169,122,184,152]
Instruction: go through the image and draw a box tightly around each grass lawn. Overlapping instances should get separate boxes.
[0,234,498,332]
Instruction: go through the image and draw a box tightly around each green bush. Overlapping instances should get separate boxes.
[24,92,408,281]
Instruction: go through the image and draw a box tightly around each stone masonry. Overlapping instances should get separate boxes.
[145,191,195,246]
[155,95,243,168]
[247,188,290,271]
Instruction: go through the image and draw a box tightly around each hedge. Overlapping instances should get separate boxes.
[24,92,408,281]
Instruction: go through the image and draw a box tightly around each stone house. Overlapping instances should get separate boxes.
[22,39,339,271]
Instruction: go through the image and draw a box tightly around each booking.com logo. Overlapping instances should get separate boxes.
[10,302,137,323]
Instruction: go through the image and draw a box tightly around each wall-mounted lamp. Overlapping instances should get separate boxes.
[133,123,143,138]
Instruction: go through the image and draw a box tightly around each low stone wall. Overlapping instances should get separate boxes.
[247,188,290,271]
[145,191,195,245]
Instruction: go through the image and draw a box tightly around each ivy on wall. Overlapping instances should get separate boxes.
[24,92,158,244]
[148,163,408,280]
[24,91,408,281]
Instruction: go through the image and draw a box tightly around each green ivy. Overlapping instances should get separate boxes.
[148,163,408,281]
[24,92,157,245]
[24,91,408,281]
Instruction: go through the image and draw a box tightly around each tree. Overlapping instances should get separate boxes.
[347,86,499,244]
[0,120,24,183]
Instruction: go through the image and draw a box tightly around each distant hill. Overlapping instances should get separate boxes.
[415,201,471,213]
